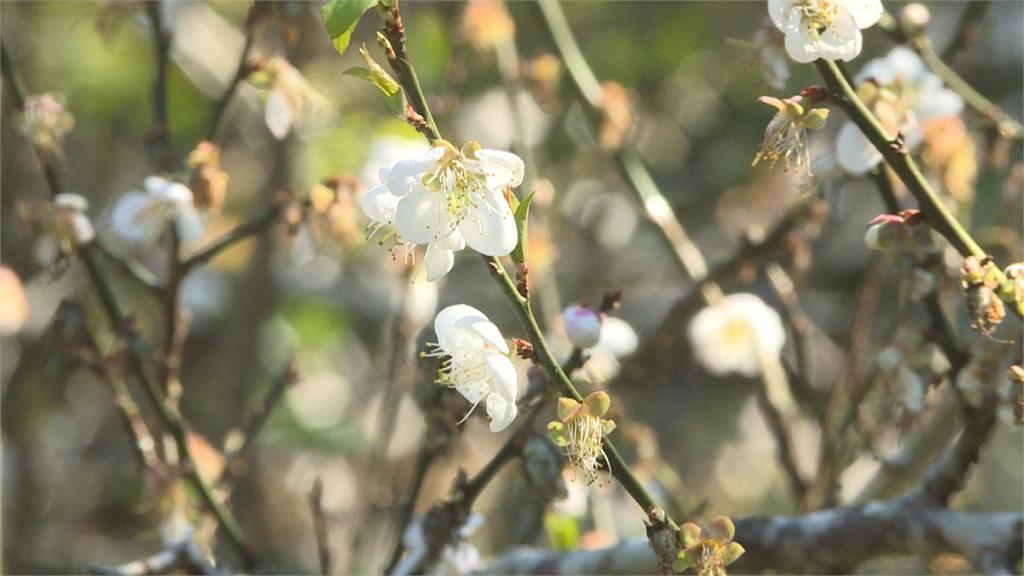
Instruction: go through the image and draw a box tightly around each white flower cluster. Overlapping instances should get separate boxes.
[768,0,883,63]
[836,47,964,175]
[109,176,206,253]
[361,141,523,280]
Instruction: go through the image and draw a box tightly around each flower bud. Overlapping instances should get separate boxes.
[900,3,931,34]
[864,212,918,250]
[563,304,602,348]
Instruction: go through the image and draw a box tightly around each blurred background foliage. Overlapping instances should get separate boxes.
[1,1,1021,574]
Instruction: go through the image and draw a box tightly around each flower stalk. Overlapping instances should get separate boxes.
[814,58,1021,320]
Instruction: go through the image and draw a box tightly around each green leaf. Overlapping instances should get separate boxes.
[511,191,534,264]
[321,0,378,56]
[544,513,580,552]
[343,47,405,115]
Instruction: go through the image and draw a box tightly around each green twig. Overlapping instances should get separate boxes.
[814,58,1021,319]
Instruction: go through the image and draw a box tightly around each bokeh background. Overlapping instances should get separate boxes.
[2,1,1022,574]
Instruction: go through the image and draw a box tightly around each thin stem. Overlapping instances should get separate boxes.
[941,1,991,62]
[145,0,173,171]
[814,58,1021,319]
[2,41,64,197]
[877,9,1021,140]
[217,358,297,488]
[208,4,258,143]
[535,0,711,291]
[181,203,283,270]
[309,478,333,576]
[5,42,253,567]
[379,1,440,141]
[383,442,434,574]
[488,257,678,528]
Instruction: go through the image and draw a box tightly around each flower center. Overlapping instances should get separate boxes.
[798,0,839,31]
[563,414,608,484]
[422,151,489,224]
[424,342,489,390]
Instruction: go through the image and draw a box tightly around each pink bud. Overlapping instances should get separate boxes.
[563,304,602,348]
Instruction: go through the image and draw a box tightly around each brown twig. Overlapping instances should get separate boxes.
[208,3,260,143]
[144,0,173,171]
[2,39,254,568]
[309,478,333,576]
[217,358,298,488]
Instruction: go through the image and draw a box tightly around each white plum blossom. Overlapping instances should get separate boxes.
[768,0,883,63]
[688,293,786,377]
[109,176,205,252]
[361,141,524,281]
[53,193,96,245]
[836,47,965,174]
[260,56,335,140]
[425,304,518,432]
[563,304,602,348]
[396,514,483,576]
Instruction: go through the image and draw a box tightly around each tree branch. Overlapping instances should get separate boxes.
[481,505,1023,575]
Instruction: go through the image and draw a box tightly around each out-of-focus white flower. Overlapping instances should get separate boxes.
[688,293,786,377]
[836,47,965,175]
[752,92,830,173]
[424,305,518,432]
[397,514,483,576]
[563,305,602,349]
[109,177,205,252]
[361,141,524,281]
[0,267,29,336]
[430,542,481,576]
[768,0,883,63]
[53,193,96,245]
[259,56,335,140]
[579,316,639,385]
[752,22,790,90]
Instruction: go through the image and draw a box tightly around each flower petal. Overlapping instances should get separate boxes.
[175,203,207,249]
[841,0,883,29]
[455,316,509,354]
[110,192,162,246]
[434,304,489,352]
[835,121,883,174]
[424,241,455,281]
[915,88,964,122]
[395,185,460,245]
[361,185,399,223]
[458,189,517,256]
[475,149,525,189]
[483,352,517,403]
[783,26,823,64]
[485,393,518,432]
[386,149,443,197]
[768,0,800,33]
[265,89,294,140]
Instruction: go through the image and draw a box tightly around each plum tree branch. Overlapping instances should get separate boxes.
[480,504,1023,575]
[814,58,1021,320]
[2,39,253,568]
